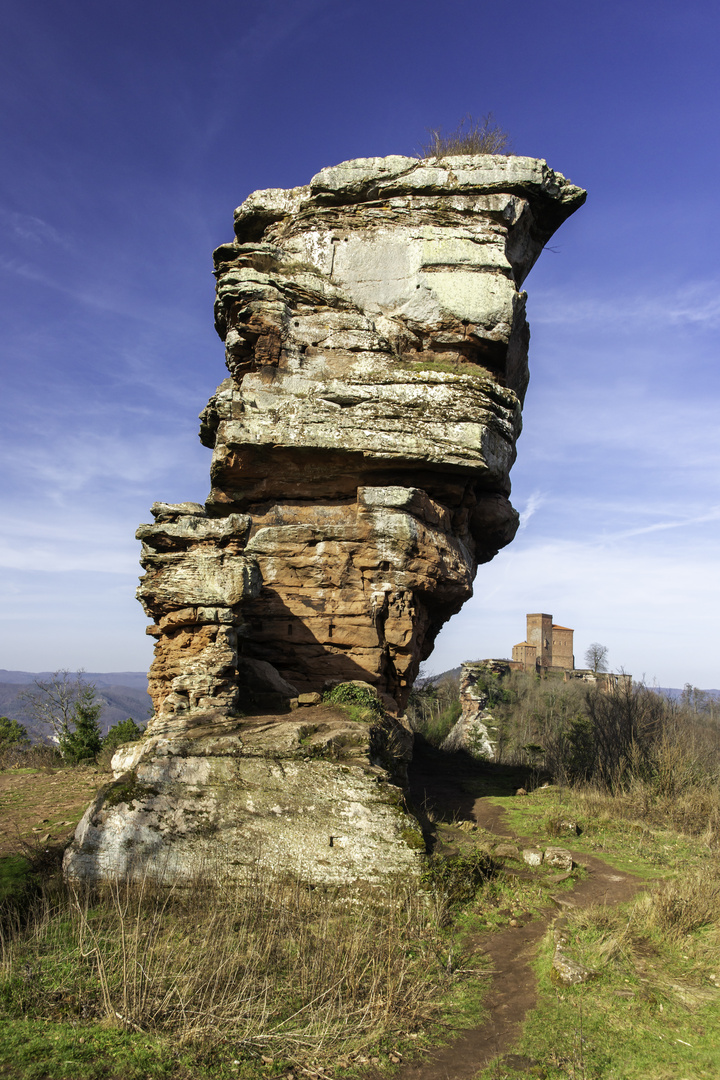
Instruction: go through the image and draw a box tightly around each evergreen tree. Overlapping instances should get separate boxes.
[103,716,145,751]
[58,687,103,764]
[0,716,30,751]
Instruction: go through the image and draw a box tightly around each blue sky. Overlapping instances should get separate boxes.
[1,0,718,687]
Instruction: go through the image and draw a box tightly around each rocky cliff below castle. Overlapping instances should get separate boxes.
[64,154,584,886]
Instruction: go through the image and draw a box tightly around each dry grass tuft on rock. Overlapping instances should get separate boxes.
[420,113,512,159]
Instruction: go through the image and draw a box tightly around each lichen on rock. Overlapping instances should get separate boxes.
[65,705,423,887]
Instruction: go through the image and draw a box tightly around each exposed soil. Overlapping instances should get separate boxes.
[0,766,103,857]
[396,740,648,1080]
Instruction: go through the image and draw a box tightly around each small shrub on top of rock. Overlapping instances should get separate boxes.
[323,682,384,721]
[420,113,512,159]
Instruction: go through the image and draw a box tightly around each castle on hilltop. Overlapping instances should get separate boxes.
[447,614,631,762]
[509,613,630,689]
[512,613,574,674]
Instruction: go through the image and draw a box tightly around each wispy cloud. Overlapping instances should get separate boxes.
[608,505,720,540]
[0,510,139,574]
[518,490,545,529]
[0,253,172,325]
[521,388,720,478]
[0,431,202,497]
[0,206,72,249]
[532,280,720,329]
[230,0,343,68]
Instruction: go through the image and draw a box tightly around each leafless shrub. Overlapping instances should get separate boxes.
[419,113,512,159]
[583,681,665,788]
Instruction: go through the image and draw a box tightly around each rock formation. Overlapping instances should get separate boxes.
[441,660,509,759]
[64,155,584,886]
[143,155,585,731]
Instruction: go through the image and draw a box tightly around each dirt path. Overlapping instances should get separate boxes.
[396,745,648,1080]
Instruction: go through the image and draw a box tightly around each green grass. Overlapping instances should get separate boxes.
[0,1019,205,1080]
[485,787,711,880]
[478,909,720,1079]
[3,764,719,1078]
[0,865,498,1079]
[401,357,495,381]
[0,856,32,902]
[472,785,720,1079]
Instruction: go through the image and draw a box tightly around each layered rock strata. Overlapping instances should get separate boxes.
[144,155,585,731]
[64,155,584,886]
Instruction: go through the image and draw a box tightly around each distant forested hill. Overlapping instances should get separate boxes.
[0,670,151,739]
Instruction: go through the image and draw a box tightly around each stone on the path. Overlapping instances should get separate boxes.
[544,847,573,870]
[494,842,522,860]
[552,917,596,985]
[297,692,323,706]
[552,952,596,985]
[522,847,543,867]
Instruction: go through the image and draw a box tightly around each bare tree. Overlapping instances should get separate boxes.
[19,669,94,742]
[584,643,609,674]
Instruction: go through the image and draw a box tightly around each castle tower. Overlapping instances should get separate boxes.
[551,624,574,670]
[526,613,553,668]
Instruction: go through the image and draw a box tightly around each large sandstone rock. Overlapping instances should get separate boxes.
[145,155,584,726]
[65,154,584,886]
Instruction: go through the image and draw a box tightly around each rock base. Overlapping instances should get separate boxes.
[63,706,425,888]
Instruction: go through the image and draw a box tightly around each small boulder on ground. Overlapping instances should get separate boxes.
[544,847,573,871]
[556,818,580,835]
[457,820,477,832]
[522,848,543,867]
[551,916,596,984]
[297,692,323,706]
[552,952,596,985]
[494,842,521,860]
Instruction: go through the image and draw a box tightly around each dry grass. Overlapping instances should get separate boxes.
[567,777,720,841]
[646,865,720,938]
[0,743,63,770]
[419,114,512,159]
[560,863,720,1001]
[1,866,450,1064]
